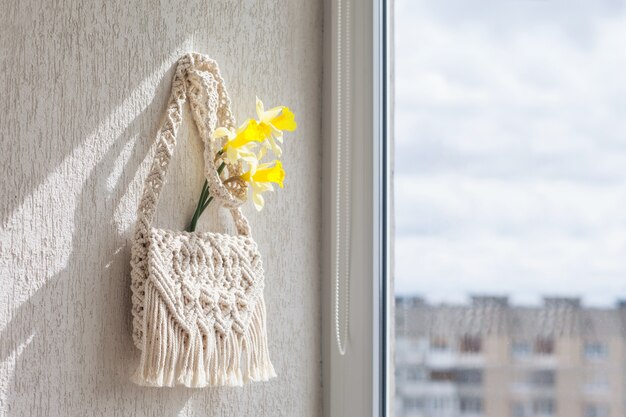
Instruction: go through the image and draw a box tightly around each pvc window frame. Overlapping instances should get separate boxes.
[322,0,391,416]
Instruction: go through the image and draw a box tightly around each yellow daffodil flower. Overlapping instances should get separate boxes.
[241,160,285,211]
[221,119,268,150]
[189,98,297,231]
[256,97,297,158]
[213,120,268,172]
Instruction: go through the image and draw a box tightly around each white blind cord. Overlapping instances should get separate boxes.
[334,0,351,356]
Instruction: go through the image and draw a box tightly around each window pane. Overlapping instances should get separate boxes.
[392,0,626,416]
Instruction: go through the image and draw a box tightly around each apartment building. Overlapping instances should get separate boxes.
[395,296,626,417]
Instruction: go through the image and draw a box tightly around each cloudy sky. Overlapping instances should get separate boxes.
[394,0,626,306]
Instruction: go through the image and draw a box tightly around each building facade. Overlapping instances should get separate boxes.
[395,296,626,417]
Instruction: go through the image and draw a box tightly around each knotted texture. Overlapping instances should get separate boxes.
[130,53,275,387]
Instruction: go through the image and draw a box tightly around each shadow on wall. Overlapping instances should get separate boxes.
[0,59,198,415]
[0,0,253,227]
[3,5,157,226]
[0,0,311,414]
[0,1,228,414]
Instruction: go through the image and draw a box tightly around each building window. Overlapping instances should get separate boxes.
[535,337,554,355]
[406,366,426,382]
[456,369,483,385]
[459,397,483,414]
[584,342,608,360]
[533,398,556,415]
[584,372,609,393]
[585,404,609,417]
[426,396,454,412]
[460,335,482,354]
[431,335,449,351]
[512,402,527,417]
[430,370,455,382]
[403,397,424,411]
[530,370,555,387]
[512,341,532,358]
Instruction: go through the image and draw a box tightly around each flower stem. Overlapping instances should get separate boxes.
[186,160,227,232]
[201,196,214,212]
[186,180,208,232]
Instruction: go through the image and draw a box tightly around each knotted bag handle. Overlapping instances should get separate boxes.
[135,53,251,237]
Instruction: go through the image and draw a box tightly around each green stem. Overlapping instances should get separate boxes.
[195,181,209,216]
[186,181,207,232]
[201,196,214,212]
[186,159,227,232]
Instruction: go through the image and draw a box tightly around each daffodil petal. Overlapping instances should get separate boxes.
[224,120,267,150]
[239,153,259,174]
[271,107,297,131]
[256,97,265,121]
[257,161,273,170]
[252,192,265,211]
[248,161,284,188]
[254,182,274,192]
[268,137,282,158]
[213,127,234,140]
[262,106,283,122]
[257,122,272,140]
[271,126,284,143]
[236,120,250,135]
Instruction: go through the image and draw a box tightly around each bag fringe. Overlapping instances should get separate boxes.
[132,284,276,387]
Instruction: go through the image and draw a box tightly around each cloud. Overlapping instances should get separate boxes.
[395,233,626,306]
[395,0,625,42]
[394,0,626,306]
[395,174,626,238]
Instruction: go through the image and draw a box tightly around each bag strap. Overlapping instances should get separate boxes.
[135,53,251,236]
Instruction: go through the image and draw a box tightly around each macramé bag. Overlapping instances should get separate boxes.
[130,53,276,387]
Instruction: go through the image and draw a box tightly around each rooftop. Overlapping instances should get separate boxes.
[396,296,626,339]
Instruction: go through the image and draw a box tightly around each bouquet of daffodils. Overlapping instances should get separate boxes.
[187,98,297,232]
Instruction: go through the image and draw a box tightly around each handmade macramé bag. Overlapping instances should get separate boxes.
[130,53,276,387]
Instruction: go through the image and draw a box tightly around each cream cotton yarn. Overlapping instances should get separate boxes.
[130,53,275,387]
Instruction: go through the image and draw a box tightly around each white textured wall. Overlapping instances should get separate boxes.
[0,1,322,416]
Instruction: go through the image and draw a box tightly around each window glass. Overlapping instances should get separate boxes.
[393,0,626,416]
[430,370,455,382]
[512,341,531,358]
[456,369,483,385]
[533,398,556,415]
[530,370,555,387]
[459,397,483,414]
[406,366,427,382]
[584,342,608,360]
[511,402,527,417]
[534,338,554,356]
[403,397,424,412]
[430,336,450,351]
[585,404,609,417]
[583,371,610,394]
[459,335,482,354]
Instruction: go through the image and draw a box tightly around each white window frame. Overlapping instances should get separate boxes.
[322,0,391,416]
